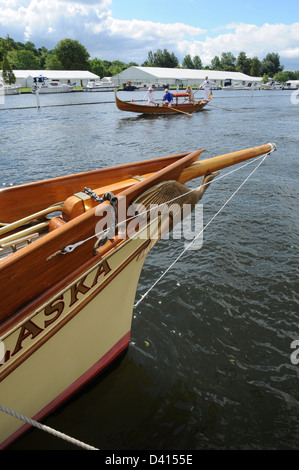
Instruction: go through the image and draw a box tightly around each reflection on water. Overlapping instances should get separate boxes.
[1,89,299,450]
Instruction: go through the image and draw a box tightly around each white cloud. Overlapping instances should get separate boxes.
[94,17,206,39]
[0,1,298,69]
[280,47,299,58]
[176,22,299,65]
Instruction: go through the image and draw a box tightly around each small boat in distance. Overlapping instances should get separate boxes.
[83,77,119,92]
[0,142,276,448]
[122,80,145,91]
[223,81,260,90]
[0,80,20,95]
[32,76,74,94]
[114,90,212,115]
[261,80,284,90]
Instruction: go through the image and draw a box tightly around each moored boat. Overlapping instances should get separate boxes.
[83,77,119,92]
[223,81,260,90]
[115,90,212,115]
[0,80,20,95]
[0,142,276,448]
[261,80,283,90]
[122,81,145,91]
[32,75,74,94]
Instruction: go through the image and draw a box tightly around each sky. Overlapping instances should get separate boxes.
[0,0,299,70]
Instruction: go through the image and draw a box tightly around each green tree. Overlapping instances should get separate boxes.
[236,52,251,75]
[24,41,38,56]
[262,73,269,84]
[109,64,123,76]
[250,56,262,77]
[38,46,49,69]
[261,53,283,76]
[220,52,236,71]
[142,49,179,68]
[210,56,221,70]
[1,54,16,84]
[8,49,40,69]
[182,54,194,69]
[89,57,105,78]
[142,51,155,66]
[274,71,293,83]
[45,53,63,70]
[193,55,203,69]
[53,38,90,70]
[155,49,179,67]
[0,35,15,62]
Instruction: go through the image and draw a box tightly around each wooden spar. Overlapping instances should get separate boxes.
[60,143,276,220]
[206,103,233,112]
[166,106,192,116]
[178,143,276,184]
[0,222,49,246]
[0,204,63,236]
[0,144,276,234]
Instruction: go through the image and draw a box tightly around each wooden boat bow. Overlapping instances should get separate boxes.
[0,141,277,449]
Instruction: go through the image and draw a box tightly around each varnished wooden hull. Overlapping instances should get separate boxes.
[115,92,210,114]
[0,143,276,448]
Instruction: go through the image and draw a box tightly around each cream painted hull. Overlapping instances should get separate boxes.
[0,227,151,448]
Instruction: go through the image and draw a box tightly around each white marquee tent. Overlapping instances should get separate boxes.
[112,66,262,88]
[0,70,100,88]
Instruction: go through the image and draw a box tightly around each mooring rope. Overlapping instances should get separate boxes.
[134,152,269,308]
[0,404,98,450]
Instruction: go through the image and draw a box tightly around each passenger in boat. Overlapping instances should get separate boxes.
[201,76,210,101]
[143,86,156,106]
[162,89,173,105]
[185,85,194,103]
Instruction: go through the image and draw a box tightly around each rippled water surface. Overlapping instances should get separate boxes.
[1,89,298,450]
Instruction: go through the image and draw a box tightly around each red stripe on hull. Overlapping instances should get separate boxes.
[0,330,130,449]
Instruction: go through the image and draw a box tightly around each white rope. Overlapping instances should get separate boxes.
[61,151,274,254]
[134,153,269,308]
[0,404,98,450]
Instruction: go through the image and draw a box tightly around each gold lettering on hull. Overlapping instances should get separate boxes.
[0,260,112,376]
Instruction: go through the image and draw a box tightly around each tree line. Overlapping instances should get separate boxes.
[1,35,298,85]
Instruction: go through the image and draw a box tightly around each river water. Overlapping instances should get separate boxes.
[1,88,298,451]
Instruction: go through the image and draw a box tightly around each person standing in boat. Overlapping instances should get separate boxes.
[143,86,156,106]
[163,88,173,105]
[185,85,194,103]
[201,76,210,101]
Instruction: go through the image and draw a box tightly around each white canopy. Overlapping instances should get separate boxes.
[112,66,262,87]
[0,70,100,87]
